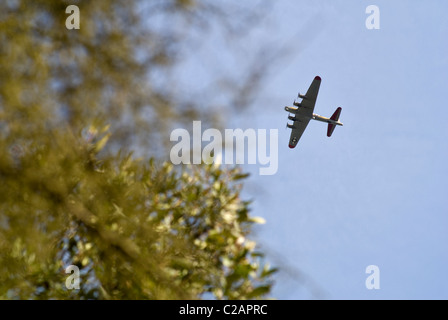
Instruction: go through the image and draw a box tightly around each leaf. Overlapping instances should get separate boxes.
[261,266,278,278]
[100,124,111,134]
[247,285,271,299]
[81,257,89,266]
[232,173,250,181]
[94,132,111,152]
[112,203,126,218]
[249,216,266,224]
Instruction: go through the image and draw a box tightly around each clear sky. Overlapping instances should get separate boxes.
[232,0,448,299]
[171,0,448,299]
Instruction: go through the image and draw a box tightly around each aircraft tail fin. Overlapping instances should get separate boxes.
[327,107,342,137]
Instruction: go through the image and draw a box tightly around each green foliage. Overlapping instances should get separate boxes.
[0,0,276,299]
[0,128,274,299]
[0,0,270,153]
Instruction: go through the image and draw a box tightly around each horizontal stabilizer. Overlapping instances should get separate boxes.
[330,107,342,121]
[327,124,336,137]
[327,107,342,137]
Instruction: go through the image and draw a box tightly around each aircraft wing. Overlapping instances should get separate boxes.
[300,75,321,115]
[288,117,311,148]
[288,76,321,148]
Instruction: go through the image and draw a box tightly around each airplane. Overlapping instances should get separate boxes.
[285,76,343,148]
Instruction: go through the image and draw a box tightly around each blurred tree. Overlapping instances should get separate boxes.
[0,0,276,299]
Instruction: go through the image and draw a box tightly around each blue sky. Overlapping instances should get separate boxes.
[166,0,448,299]
[231,0,448,299]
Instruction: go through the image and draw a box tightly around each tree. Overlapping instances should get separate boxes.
[0,0,276,299]
[0,130,274,299]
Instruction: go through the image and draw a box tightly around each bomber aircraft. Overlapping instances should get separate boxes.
[285,76,343,148]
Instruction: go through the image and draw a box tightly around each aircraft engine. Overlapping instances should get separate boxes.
[298,93,307,99]
[288,115,297,121]
[286,123,296,129]
[284,106,297,113]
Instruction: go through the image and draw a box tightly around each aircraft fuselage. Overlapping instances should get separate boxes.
[285,106,343,127]
[312,113,343,126]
